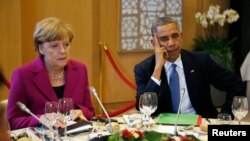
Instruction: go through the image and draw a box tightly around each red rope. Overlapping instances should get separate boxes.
[1,75,10,89]
[103,46,136,90]
[97,101,136,118]
[97,44,136,117]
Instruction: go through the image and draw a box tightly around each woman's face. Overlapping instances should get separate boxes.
[39,36,71,69]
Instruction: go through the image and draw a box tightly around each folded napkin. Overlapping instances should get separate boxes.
[240,51,250,81]
[123,114,154,127]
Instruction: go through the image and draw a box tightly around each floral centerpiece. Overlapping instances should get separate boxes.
[193,4,239,71]
[106,129,200,141]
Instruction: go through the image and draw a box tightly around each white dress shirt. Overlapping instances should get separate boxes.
[151,55,196,114]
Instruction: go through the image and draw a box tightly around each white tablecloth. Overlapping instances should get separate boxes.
[10,116,209,141]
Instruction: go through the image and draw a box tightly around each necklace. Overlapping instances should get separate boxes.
[49,71,64,80]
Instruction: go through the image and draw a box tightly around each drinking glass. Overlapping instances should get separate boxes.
[217,113,232,125]
[58,98,73,141]
[232,96,248,125]
[139,92,158,130]
[44,101,58,141]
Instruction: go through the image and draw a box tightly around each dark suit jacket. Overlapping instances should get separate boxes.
[134,49,246,118]
[7,56,95,130]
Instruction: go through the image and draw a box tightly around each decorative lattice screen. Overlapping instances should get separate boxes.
[120,0,182,51]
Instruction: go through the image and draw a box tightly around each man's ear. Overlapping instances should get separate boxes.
[179,32,183,43]
[150,36,155,48]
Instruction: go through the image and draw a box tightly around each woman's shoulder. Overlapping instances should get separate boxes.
[68,59,87,69]
[14,57,43,73]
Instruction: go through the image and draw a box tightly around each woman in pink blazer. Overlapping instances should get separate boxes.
[7,17,95,130]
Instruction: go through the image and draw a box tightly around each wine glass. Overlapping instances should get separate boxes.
[44,101,58,140]
[58,98,73,141]
[139,92,158,130]
[232,96,248,125]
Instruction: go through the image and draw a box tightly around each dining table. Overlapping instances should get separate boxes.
[10,111,250,141]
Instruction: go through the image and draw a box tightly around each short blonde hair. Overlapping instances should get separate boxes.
[33,17,74,52]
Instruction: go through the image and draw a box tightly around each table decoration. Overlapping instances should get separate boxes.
[106,129,201,141]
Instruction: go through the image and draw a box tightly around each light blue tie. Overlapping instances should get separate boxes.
[169,64,180,113]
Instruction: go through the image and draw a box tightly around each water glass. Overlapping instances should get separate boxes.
[58,98,73,141]
[44,101,58,141]
[232,96,248,124]
[139,92,158,130]
[217,113,232,125]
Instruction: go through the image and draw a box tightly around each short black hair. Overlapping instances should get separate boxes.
[151,16,180,36]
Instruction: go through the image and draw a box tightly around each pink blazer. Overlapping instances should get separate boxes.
[7,56,95,130]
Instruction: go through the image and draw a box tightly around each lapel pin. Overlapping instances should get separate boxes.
[190,69,195,73]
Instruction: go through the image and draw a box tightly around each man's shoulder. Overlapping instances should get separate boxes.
[182,49,209,55]
[135,54,155,67]
[182,49,210,60]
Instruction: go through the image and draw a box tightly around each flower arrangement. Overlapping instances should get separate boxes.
[107,129,172,141]
[120,129,144,141]
[193,4,240,71]
[195,4,239,38]
[106,129,200,141]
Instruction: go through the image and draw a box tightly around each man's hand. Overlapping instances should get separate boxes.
[150,34,168,80]
[153,34,168,68]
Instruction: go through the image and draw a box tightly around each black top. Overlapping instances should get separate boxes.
[53,85,64,99]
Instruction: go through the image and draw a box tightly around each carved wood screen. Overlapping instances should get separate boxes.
[120,0,183,52]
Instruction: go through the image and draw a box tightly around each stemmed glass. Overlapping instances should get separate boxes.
[232,96,248,125]
[139,92,158,130]
[58,98,73,141]
[44,101,58,141]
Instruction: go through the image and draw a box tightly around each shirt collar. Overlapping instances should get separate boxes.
[165,55,183,70]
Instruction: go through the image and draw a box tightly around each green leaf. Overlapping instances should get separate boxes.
[193,36,236,71]
[143,131,171,141]
[108,132,121,141]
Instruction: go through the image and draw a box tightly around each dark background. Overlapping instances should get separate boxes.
[229,0,250,76]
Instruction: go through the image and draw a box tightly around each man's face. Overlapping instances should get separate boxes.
[155,23,182,62]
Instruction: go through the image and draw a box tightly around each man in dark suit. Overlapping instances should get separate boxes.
[134,17,245,118]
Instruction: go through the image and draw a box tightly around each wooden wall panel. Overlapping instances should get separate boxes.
[0,0,22,99]
[20,0,97,77]
[0,0,101,113]
[99,0,149,109]
[0,0,229,114]
[182,0,199,50]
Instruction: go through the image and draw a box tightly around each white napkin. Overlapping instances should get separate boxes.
[123,114,141,127]
[88,131,111,140]
[240,51,250,81]
[123,114,154,127]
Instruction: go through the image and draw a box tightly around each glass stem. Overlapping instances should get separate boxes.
[145,114,150,130]
[64,121,68,139]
